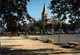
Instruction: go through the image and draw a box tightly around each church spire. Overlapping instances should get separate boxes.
[42,3,48,20]
[42,3,48,15]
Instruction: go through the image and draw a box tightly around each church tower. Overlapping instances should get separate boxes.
[42,4,48,21]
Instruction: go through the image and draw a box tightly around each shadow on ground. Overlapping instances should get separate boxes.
[1,45,80,55]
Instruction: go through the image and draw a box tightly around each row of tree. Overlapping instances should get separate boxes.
[14,20,71,34]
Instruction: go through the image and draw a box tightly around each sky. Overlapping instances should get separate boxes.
[0,0,52,23]
[27,0,53,21]
[0,0,69,23]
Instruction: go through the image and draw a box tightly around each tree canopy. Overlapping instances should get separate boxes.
[0,0,32,33]
[67,0,80,29]
[50,0,80,30]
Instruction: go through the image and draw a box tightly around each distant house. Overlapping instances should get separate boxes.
[0,21,5,34]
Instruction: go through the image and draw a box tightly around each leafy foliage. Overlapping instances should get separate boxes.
[50,0,80,31]
[29,20,47,34]
[50,0,69,21]
[0,0,32,33]
[21,23,29,32]
[67,0,80,29]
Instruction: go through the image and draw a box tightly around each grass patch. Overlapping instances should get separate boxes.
[9,35,29,37]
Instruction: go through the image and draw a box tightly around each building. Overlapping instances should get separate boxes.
[42,4,48,21]
[41,4,53,24]
[29,3,54,34]
[41,4,54,34]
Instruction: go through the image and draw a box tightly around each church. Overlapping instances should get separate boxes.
[29,3,54,34]
[40,4,54,34]
[41,4,53,24]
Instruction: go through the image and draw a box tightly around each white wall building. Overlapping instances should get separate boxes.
[0,27,5,34]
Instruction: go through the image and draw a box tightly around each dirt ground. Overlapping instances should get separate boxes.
[1,37,80,55]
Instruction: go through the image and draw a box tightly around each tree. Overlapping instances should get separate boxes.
[29,20,47,35]
[61,22,70,32]
[34,26,39,34]
[49,0,71,32]
[66,0,80,30]
[50,0,80,43]
[0,0,31,33]
[38,20,46,34]
[21,23,29,33]
[17,23,22,32]
[49,0,70,43]
[50,0,70,21]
